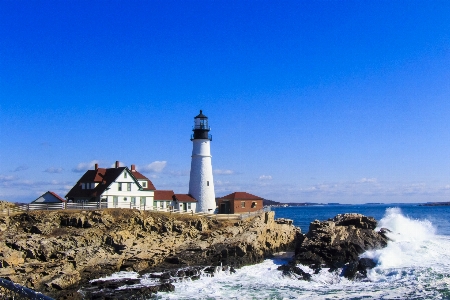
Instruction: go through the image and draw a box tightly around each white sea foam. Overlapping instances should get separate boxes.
[91,208,450,299]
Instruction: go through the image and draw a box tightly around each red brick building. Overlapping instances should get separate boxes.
[216,192,264,214]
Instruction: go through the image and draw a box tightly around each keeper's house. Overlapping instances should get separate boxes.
[216,192,263,214]
[65,161,155,208]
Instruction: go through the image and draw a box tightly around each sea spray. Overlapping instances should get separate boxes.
[155,208,450,299]
[89,207,450,299]
[362,207,437,269]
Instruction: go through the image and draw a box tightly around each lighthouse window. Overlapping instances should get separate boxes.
[207,181,209,186]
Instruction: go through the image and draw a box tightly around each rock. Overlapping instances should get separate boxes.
[342,261,359,279]
[277,264,311,281]
[0,209,298,298]
[294,214,388,272]
[329,213,377,230]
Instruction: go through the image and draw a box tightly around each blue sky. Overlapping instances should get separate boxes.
[1,1,450,204]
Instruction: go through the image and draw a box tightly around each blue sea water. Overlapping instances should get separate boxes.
[94,204,450,299]
[272,203,450,236]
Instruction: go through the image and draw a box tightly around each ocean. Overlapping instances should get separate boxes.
[100,204,450,299]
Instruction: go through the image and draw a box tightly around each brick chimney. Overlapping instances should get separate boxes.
[115,161,120,168]
[95,163,98,170]
[131,164,136,172]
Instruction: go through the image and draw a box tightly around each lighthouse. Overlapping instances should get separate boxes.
[188,110,216,213]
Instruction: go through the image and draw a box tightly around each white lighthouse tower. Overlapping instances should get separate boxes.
[188,110,216,213]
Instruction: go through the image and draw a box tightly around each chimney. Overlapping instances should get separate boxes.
[115,161,120,168]
[131,164,136,172]
[95,163,98,170]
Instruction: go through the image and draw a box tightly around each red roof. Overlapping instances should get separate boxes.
[32,191,66,203]
[154,190,175,200]
[48,191,66,202]
[66,166,156,199]
[174,194,197,202]
[131,170,156,190]
[217,192,263,201]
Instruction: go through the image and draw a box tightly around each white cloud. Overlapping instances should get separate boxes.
[0,175,16,182]
[259,175,272,180]
[44,167,64,173]
[359,178,377,183]
[72,160,99,173]
[214,180,231,186]
[138,161,167,173]
[214,169,234,175]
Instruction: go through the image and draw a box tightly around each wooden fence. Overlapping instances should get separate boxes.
[0,202,271,220]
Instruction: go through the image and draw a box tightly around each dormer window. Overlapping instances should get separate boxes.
[142,181,147,188]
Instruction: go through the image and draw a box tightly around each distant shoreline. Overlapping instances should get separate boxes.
[420,202,450,207]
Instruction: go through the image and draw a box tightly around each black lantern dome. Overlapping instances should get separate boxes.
[191,110,212,140]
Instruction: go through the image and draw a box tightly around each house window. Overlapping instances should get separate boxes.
[127,183,131,191]
[153,201,157,207]
[166,201,170,207]
[113,196,118,206]
[124,172,127,178]
[140,197,146,206]
[124,197,128,202]
[142,181,147,188]
[187,203,191,210]
[81,183,85,189]
[241,201,246,208]
[131,197,136,206]
[118,183,122,191]
[160,201,164,208]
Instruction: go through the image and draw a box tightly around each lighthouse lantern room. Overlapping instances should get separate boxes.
[188,110,216,213]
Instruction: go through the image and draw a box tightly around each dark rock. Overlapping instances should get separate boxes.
[277,264,311,281]
[159,282,175,292]
[165,256,183,264]
[292,213,388,278]
[358,257,376,269]
[342,261,359,279]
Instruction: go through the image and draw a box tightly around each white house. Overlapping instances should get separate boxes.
[65,161,155,209]
[153,190,198,212]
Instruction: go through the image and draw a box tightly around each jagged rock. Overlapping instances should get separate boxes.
[293,214,387,273]
[0,209,298,299]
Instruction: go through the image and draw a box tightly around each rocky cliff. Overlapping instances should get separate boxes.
[279,213,389,280]
[0,209,297,299]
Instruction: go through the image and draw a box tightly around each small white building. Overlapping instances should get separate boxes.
[65,162,155,209]
[32,191,66,204]
[153,190,198,212]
